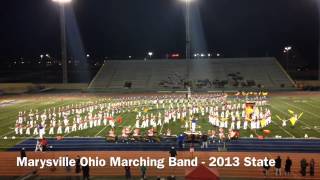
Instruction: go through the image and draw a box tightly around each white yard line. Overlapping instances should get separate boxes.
[271,120,295,138]
[269,106,295,137]
[275,100,320,133]
[279,99,320,119]
[0,129,16,138]
[159,121,165,135]
[304,102,319,109]
[94,126,108,137]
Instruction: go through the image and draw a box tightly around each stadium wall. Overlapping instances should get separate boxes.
[296,80,320,90]
[38,83,88,90]
[0,83,88,94]
[0,83,35,94]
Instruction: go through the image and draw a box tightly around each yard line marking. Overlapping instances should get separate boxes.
[0,130,15,138]
[278,99,320,119]
[95,126,108,137]
[275,100,320,133]
[271,102,320,132]
[159,119,165,135]
[269,106,296,137]
[303,102,320,109]
[271,120,295,138]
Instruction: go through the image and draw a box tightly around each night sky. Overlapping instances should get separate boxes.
[0,0,319,68]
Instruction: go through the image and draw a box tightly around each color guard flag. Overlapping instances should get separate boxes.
[290,116,297,126]
[260,119,267,128]
[288,109,295,114]
[245,102,255,121]
[117,116,123,124]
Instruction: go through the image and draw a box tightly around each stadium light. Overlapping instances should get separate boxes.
[284,46,292,52]
[148,52,153,59]
[283,46,292,72]
[52,0,72,83]
[52,0,72,4]
[180,0,192,60]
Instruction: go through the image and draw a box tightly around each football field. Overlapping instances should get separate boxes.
[0,92,320,151]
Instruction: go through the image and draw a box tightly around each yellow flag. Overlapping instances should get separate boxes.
[260,119,267,128]
[290,117,297,126]
[275,115,282,121]
[288,109,294,114]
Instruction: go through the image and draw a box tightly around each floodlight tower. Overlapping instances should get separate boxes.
[283,46,292,72]
[183,0,191,60]
[52,0,72,84]
[181,0,192,84]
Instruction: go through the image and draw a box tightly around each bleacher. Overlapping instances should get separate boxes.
[88,57,295,91]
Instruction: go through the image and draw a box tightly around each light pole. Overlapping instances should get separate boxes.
[184,0,191,60]
[52,0,72,84]
[181,0,192,84]
[283,46,292,72]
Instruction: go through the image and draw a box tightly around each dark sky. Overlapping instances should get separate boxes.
[0,0,319,67]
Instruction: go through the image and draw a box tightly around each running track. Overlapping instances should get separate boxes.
[0,151,319,178]
[9,138,320,153]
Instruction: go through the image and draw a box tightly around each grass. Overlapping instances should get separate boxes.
[0,93,319,151]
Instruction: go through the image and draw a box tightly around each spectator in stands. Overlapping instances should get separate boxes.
[20,148,26,158]
[169,146,177,158]
[263,158,270,176]
[124,166,131,180]
[300,158,308,176]
[285,157,292,176]
[140,165,147,180]
[201,134,208,149]
[75,155,81,173]
[82,164,90,180]
[310,159,315,176]
[275,156,282,176]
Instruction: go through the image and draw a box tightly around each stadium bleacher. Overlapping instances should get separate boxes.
[88,57,295,90]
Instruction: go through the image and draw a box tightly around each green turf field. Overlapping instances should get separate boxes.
[0,93,319,151]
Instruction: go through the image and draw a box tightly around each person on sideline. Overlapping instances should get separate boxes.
[310,159,315,176]
[285,157,292,176]
[300,158,308,176]
[275,156,282,176]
